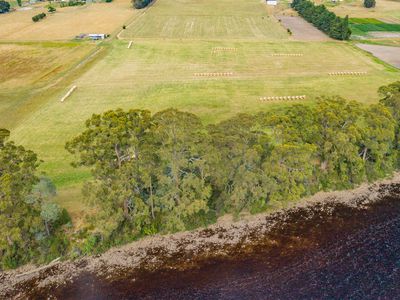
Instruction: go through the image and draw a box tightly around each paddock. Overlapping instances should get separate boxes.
[119,0,288,40]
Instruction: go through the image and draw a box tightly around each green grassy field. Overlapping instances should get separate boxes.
[9,39,399,187]
[349,18,400,37]
[1,0,399,222]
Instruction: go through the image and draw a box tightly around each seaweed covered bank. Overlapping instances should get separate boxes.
[1,176,400,299]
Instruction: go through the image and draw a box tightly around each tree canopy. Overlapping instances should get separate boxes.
[364,0,376,8]
[291,0,351,40]
[66,87,400,249]
[0,131,69,269]
[0,0,10,13]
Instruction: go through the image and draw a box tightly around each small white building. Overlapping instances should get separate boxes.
[267,0,278,5]
[88,34,106,40]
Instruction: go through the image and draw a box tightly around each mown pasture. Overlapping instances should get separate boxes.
[8,40,399,188]
[119,0,287,40]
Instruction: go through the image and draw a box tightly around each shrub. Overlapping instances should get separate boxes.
[0,0,10,13]
[47,5,56,13]
[364,0,376,8]
[32,13,46,23]
[133,0,152,9]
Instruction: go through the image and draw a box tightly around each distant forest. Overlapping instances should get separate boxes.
[1,81,400,269]
[291,0,352,40]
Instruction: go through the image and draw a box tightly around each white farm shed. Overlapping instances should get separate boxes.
[88,34,106,40]
[267,0,278,5]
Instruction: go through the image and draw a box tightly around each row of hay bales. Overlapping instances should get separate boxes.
[212,47,237,51]
[270,53,304,56]
[328,71,367,76]
[260,95,306,101]
[194,72,234,77]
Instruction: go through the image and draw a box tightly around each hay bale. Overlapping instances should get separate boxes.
[60,86,77,102]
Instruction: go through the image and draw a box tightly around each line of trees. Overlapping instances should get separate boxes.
[59,1,85,7]
[291,0,351,40]
[2,81,400,269]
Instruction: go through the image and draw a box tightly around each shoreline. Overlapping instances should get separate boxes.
[2,174,400,298]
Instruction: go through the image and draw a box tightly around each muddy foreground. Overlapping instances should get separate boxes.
[1,176,400,299]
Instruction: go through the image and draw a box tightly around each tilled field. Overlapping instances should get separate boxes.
[357,43,400,68]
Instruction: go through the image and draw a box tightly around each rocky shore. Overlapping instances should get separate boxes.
[1,175,400,299]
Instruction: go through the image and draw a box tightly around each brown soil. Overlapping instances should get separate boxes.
[277,15,331,41]
[356,43,400,68]
[1,174,400,299]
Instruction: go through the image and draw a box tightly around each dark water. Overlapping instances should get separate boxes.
[44,195,400,300]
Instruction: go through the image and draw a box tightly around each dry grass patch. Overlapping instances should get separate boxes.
[0,0,137,41]
[0,41,95,130]
[54,185,95,227]
[326,0,400,21]
[0,42,94,89]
